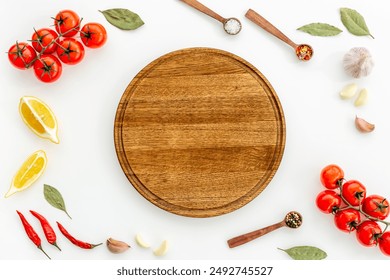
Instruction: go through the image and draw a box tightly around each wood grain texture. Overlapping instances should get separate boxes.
[114,48,285,217]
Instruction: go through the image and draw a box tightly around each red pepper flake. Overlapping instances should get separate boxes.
[57,222,102,249]
[295,44,313,61]
[16,210,51,259]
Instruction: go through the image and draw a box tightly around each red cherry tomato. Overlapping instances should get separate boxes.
[334,208,361,233]
[54,10,80,37]
[316,190,342,214]
[320,164,344,189]
[56,38,85,65]
[342,180,366,206]
[8,42,37,69]
[31,28,58,54]
[356,220,382,247]
[80,22,107,48]
[362,195,389,220]
[33,54,62,83]
[379,232,390,256]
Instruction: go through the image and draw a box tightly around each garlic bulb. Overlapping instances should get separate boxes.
[343,47,374,78]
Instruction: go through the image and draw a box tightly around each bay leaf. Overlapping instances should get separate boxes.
[44,184,72,219]
[278,246,327,260]
[297,23,342,36]
[340,8,373,38]
[99,8,144,30]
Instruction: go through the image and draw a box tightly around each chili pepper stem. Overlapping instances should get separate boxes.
[91,242,103,249]
[38,245,51,259]
[52,242,61,251]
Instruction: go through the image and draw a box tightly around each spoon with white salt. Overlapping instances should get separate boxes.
[180,0,242,35]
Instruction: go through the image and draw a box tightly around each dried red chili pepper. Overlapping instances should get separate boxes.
[16,210,51,259]
[30,210,61,251]
[57,222,102,249]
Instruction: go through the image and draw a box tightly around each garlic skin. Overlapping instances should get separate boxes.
[355,116,375,133]
[106,238,131,254]
[343,47,374,78]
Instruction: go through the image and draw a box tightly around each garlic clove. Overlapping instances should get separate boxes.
[355,116,375,133]
[354,88,368,107]
[153,240,168,256]
[135,234,151,248]
[106,238,131,254]
[340,83,358,99]
[343,47,374,78]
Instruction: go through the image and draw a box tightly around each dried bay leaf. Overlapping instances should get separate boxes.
[100,8,144,30]
[340,8,373,38]
[297,23,342,36]
[44,184,72,219]
[278,246,327,260]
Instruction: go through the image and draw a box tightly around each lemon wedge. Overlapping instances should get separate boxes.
[5,150,47,198]
[153,240,168,256]
[19,96,59,144]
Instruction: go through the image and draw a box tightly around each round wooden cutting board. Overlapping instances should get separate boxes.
[114,48,285,218]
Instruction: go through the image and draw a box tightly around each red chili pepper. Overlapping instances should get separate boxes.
[30,210,61,251]
[57,222,102,249]
[16,210,51,259]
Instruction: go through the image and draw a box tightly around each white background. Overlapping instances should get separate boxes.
[0,0,389,262]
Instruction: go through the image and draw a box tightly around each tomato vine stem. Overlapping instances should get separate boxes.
[21,18,84,69]
[337,185,390,233]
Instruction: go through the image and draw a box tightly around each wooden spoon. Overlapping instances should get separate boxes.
[180,0,242,35]
[245,9,313,61]
[227,211,302,248]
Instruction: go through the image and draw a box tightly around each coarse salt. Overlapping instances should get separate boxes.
[223,18,241,35]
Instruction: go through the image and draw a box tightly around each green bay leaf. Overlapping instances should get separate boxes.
[44,184,72,219]
[297,23,342,36]
[340,8,373,38]
[100,8,144,30]
[278,246,327,260]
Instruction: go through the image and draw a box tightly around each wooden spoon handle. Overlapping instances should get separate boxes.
[227,221,285,248]
[245,9,298,49]
[180,0,226,23]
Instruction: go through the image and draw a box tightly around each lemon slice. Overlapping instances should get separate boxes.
[5,150,47,198]
[19,96,59,144]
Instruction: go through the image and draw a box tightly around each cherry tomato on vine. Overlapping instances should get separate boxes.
[54,10,80,37]
[316,190,342,214]
[320,164,344,189]
[33,54,62,83]
[334,208,361,233]
[342,180,366,206]
[356,220,382,247]
[8,42,37,70]
[56,38,85,65]
[379,232,390,256]
[31,28,58,54]
[80,22,107,48]
[362,195,389,220]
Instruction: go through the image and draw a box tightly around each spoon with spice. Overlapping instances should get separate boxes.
[245,9,313,61]
[180,0,242,35]
[227,211,302,248]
